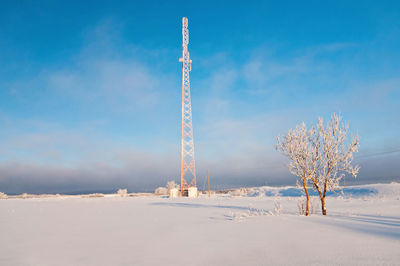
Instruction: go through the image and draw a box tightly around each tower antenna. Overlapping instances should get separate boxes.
[179,17,197,196]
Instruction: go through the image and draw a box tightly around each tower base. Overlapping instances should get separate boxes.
[188,187,198,198]
[181,187,198,197]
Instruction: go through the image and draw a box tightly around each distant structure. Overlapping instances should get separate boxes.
[179,17,197,196]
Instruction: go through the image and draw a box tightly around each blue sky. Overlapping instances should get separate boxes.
[0,1,399,194]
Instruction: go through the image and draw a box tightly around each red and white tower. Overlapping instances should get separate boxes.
[179,17,197,195]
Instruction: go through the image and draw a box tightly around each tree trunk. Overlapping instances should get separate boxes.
[321,196,327,215]
[303,180,310,216]
[321,173,329,216]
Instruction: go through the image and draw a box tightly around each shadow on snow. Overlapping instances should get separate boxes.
[312,212,400,240]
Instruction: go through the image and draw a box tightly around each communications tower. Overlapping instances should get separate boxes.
[179,17,197,196]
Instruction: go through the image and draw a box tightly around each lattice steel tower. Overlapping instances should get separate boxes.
[179,17,196,195]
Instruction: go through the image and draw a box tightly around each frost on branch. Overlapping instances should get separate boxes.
[276,113,360,216]
[276,122,315,216]
[310,113,360,215]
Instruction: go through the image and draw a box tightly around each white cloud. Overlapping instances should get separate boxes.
[46,59,163,112]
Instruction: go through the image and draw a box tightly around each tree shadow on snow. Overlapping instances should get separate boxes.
[314,212,400,240]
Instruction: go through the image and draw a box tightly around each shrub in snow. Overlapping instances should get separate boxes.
[230,207,268,221]
[117,189,128,197]
[297,197,319,215]
[229,188,248,197]
[90,193,104,198]
[310,197,320,215]
[82,193,104,198]
[273,200,282,215]
[297,198,306,215]
[155,187,168,195]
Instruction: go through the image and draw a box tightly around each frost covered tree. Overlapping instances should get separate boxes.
[117,188,128,197]
[166,181,179,193]
[276,122,316,216]
[309,113,360,215]
[276,113,360,216]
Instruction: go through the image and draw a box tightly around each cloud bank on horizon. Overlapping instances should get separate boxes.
[0,1,399,194]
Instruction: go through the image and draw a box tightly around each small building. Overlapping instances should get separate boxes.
[188,187,198,198]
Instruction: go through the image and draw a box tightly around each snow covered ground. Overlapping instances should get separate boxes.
[1,183,399,265]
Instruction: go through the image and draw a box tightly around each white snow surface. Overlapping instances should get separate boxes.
[1,183,399,266]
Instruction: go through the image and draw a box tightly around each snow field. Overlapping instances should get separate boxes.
[0,184,399,265]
